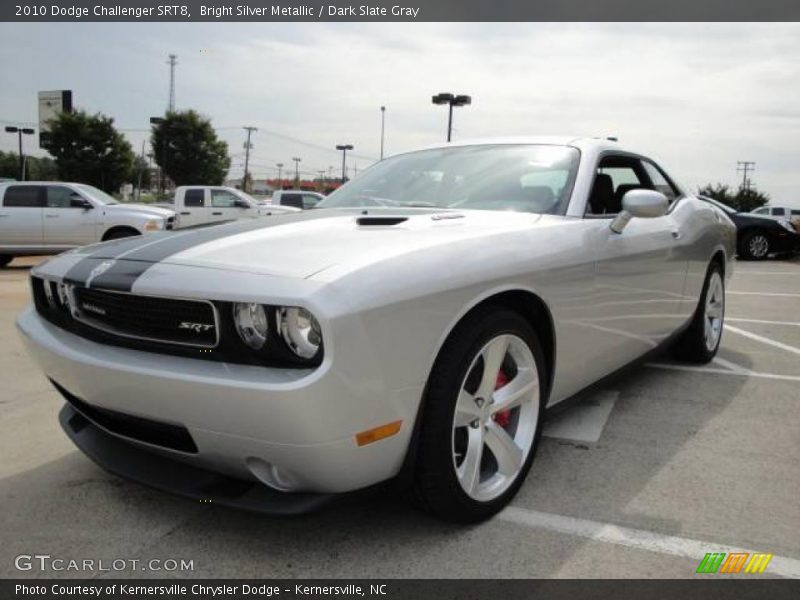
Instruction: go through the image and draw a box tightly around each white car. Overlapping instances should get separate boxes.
[0,182,178,267]
[271,190,325,210]
[17,137,735,521]
[165,186,300,228]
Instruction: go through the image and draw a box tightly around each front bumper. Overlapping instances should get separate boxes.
[17,306,421,494]
[58,402,337,515]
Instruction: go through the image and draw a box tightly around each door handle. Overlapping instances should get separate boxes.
[212,212,222,216]
[180,211,190,215]
[45,213,59,218]
[0,212,9,217]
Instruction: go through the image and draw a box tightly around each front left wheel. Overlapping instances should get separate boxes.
[672,262,725,363]
[413,307,546,523]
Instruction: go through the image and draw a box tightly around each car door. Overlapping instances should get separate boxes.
[42,185,97,246]
[210,188,248,222]
[178,188,207,227]
[0,185,44,247]
[584,155,689,370]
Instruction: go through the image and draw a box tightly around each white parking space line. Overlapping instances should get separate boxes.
[544,391,618,443]
[728,291,800,298]
[498,506,800,579]
[725,325,800,357]
[731,271,800,276]
[646,362,800,382]
[711,356,750,374]
[727,318,800,327]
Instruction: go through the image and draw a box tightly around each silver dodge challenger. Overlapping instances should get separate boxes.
[17,137,736,522]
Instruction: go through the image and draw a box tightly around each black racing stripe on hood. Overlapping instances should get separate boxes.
[63,209,344,291]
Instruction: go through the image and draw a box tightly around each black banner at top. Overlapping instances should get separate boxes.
[3,0,800,22]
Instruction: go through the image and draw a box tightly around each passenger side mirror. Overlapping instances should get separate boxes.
[610,189,668,233]
[70,196,93,210]
[234,199,251,209]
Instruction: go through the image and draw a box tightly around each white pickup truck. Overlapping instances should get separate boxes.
[0,181,178,267]
[165,186,300,228]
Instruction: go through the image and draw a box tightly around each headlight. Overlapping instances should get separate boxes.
[778,219,796,233]
[233,303,268,350]
[144,219,164,231]
[278,307,322,359]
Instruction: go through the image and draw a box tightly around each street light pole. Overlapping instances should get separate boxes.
[336,144,353,183]
[242,126,257,193]
[149,117,166,197]
[276,163,284,189]
[4,126,35,181]
[431,93,472,142]
[292,157,301,188]
[380,106,386,160]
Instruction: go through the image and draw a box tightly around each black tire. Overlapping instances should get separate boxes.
[739,230,770,260]
[412,306,547,523]
[0,255,13,268]
[103,228,140,241]
[672,262,725,363]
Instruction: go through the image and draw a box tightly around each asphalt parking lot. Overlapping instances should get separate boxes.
[1,255,798,579]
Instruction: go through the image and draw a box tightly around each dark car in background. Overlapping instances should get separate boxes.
[700,196,800,260]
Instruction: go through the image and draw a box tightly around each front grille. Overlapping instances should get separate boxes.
[73,287,218,348]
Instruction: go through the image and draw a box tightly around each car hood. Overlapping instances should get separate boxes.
[104,203,176,218]
[63,208,544,283]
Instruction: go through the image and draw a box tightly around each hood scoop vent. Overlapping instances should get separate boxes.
[356,216,408,227]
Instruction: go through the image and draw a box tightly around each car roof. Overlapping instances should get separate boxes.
[390,136,633,157]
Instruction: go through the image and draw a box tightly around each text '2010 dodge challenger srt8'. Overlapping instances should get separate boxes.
[17,137,736,522]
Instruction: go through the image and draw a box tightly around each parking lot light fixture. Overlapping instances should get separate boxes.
[4,126,35,181]
[276,163,284,189]
[336,144,354,183]
[292,157,301,188]
[431,92,471,142]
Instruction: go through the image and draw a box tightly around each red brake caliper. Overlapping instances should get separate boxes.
[493,370,511,427]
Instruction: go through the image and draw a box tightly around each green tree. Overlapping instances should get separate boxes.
[0,151,58,181]
[150,110,230,186]
[42,110,135,192]
[132,155,152,190]
[697,182,769,213]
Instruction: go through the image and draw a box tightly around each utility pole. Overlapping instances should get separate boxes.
[380,105,386,160]
[737,161,755,192]
[167,54,178,112]
[242,126,257,192]
[276,163,284,189]
[136,140,145,202]
[292,157,301,188]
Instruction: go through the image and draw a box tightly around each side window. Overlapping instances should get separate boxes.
[772,207,786,217]
[587,156,647,215]
[302,194,321,209]
[281,193,304,209]
[46,186,79,208]
[3,186,43,207]
[752,207,768,215]
[210,189,238,208]
[792,209,800,217]
[184,189,205,207]
[641,161,679,203]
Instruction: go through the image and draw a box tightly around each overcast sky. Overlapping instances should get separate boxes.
[0,22,797,205]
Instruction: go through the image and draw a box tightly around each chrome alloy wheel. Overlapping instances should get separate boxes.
[749,234,769,258]
[704,271,725,352]
[451,334,539,502]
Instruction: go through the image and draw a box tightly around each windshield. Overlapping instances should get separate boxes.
[317,144,581,214]
[76,184,119,205]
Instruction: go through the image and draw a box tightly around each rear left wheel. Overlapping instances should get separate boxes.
[413,308,546,523]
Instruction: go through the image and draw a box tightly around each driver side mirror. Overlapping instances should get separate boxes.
[70,196,93,210]
[234,199,251,209]
[610,189,668,233]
